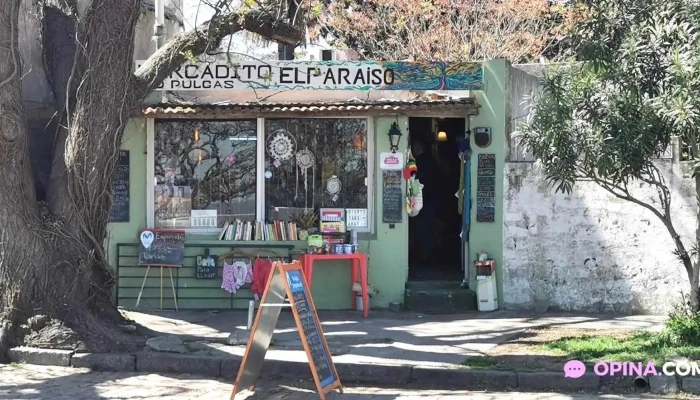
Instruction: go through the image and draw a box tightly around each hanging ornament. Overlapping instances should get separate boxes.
[296,149,315,170]
[295,149,316,207]
[326,175,342,202]
[267,129,296,167]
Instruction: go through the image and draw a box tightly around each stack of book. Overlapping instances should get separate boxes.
[218,219,300,241]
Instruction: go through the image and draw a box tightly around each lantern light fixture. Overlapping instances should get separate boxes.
[388,122,403,153]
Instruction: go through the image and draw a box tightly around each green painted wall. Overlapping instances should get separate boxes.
[468,59,508,306]
[367,116,410,307]
[107,119,147,273]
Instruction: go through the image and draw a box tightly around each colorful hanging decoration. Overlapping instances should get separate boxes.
[405,146,423,217]
[326,175,342,202]
[295,148,316,208]
[267,129,297,167]
[221,260,236,293]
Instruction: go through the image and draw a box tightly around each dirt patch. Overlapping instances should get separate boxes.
[463,327,635,371]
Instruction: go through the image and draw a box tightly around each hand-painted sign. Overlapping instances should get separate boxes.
[138,229,186,267]
[135,60,483,91]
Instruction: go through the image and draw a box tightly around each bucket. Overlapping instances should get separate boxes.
[355,293,365,312]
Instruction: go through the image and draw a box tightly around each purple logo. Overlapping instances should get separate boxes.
[564,360,586,378]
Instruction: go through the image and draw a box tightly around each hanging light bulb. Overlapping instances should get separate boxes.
[437,131,448,142]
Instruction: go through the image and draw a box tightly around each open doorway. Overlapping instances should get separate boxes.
[408,117,466,281]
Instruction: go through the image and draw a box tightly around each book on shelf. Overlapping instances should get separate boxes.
[217,219,301,241]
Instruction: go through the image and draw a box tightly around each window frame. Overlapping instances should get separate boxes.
[147,116,375,234]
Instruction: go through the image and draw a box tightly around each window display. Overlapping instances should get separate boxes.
[154,120,257,229]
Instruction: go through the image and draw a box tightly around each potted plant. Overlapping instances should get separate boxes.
[291,209,317,241]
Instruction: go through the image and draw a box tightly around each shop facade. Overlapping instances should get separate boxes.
[108,59,509,311]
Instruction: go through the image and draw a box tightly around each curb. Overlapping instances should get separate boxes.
[5,347,699,394]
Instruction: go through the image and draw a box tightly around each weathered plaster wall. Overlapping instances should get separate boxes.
[503,161,695,313]
[504,64,696,314]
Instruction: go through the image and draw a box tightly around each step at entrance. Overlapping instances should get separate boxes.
[404,281,477,314]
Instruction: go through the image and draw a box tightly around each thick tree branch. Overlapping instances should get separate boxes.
[132,10,302,96]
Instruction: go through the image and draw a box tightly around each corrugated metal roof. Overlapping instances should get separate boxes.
[141,97,479,117]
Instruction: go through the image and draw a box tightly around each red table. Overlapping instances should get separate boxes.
[299,253,369,318]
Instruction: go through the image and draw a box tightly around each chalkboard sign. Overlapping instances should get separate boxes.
[476,154,496,222]
[287,270,336,388]
[138,229,186,267]
[195,255,217,279]
[109,150,130,222]
[231,261,342,400]
[382,170,403,223]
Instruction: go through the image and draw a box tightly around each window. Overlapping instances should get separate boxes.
[264,118,369,221]
[154,120,257,229]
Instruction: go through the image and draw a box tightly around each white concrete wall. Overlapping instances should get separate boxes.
[505,64,697,314]
[503,159,697,313]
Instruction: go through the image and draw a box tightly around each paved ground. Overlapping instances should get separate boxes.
[0,364,687,400]
[124,309,667,367]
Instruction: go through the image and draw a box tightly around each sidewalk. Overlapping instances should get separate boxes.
[8,309,670,394]
[2,364,677,400]
[124,309,666,369]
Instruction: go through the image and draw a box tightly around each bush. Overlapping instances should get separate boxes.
[658,295,700,347]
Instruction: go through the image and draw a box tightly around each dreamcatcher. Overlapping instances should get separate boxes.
[326,175,342,202]
[295,148,316,208]
[266,129,297,168]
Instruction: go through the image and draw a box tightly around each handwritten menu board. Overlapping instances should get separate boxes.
[476,154,496,223]
[231,262,342,400]
[382,170,403,223]
[109,150,130,222]
[286,270,336,388]
[195,255,217,279]
[138,229,186,267]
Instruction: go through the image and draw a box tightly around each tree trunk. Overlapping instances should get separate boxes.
[0,0,47,358]
[0,0,303,356]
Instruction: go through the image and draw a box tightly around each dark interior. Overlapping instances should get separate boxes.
[408,117,465,281]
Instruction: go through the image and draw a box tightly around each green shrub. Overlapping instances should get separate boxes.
[658,295,700,347]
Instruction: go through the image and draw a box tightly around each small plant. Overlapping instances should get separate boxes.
[658,295,700,347]
[291,209,318,230]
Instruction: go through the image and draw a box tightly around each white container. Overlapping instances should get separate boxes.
[477,275,498,312]
[355,293,365,312]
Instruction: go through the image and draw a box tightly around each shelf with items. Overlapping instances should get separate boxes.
[217,219,304,242]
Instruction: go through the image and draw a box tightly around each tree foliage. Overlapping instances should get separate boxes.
[314,0,574,62]
[518,0,700,308]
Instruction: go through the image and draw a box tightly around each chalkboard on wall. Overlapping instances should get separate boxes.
[382,170,403,223]
[138,229,186,267]
[195,255,217,279]
[109,150,130,222]
[476,154,496,223]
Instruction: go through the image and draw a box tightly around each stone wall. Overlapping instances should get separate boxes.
[502,160,697,313]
